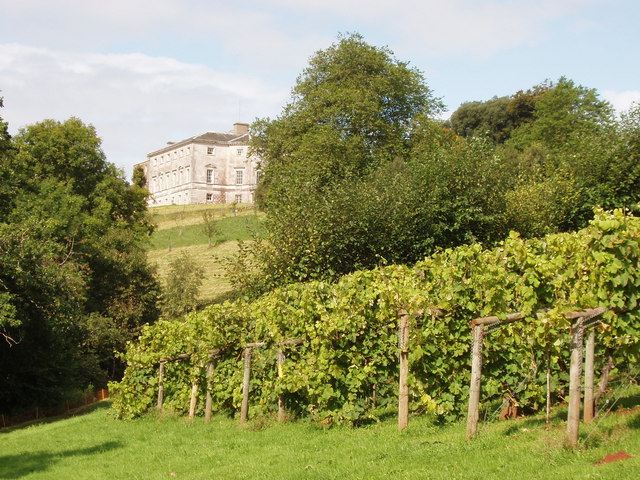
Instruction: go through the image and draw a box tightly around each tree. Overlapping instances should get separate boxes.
[201,210,221,246]
[233,34,445,293]
[132,164,147,189]
[448,96,514,143]
[0,115,160,412]
[162,251,204,319]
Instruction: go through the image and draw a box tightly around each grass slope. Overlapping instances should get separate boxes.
[2,397,639,480]
[146,204,264,304]
[148,214,263,251]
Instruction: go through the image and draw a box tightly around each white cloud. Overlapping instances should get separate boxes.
[0,44,288,176]
[602,90,640,114]
[0,0,608,65]
[254,0,608,58]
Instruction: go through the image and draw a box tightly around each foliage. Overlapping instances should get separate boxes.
[161,251,205,319]
[448,96,514,143]
[0,114,160,412]
[113,209,640,426]
[240,34,443,292]
[445,77,640,238]
[201,210,221,246]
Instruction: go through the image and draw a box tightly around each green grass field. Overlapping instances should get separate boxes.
[146,204,265,304]
[2,395,639,480]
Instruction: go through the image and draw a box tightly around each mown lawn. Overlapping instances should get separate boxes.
[2,397,639,480]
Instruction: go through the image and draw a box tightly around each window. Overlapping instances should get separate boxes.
[206,169,214,184]
[235,169,244,185]
[256,170,262,183]
[236,148,243,156]
[206,193,213,202]
[235,194,242,204]
[207,147,215,155]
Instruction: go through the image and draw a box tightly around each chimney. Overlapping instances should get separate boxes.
[233,122,249,135]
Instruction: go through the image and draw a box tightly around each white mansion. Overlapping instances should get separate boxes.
[136,123,261,206]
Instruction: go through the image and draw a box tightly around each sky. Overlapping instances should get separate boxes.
[1,0,639,179]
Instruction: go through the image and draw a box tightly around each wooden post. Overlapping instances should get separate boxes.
[240,347,252,424]
[277,349,286,423]
[466,324,484,440]
[189,366,200,419]
[398,310,410,431]
[157,361,165,410]
[583,328,595,423]
[546,350,551,426]
[205,360,214,423]
[566,318,584,448]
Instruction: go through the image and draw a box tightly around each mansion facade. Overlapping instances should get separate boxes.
[136,123,261,206]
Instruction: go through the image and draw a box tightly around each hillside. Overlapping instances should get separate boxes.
[146,204,265,304]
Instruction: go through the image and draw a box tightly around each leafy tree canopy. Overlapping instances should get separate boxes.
[0,114,160,412]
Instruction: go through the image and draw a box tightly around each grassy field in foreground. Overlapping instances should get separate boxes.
[1,397,639,480]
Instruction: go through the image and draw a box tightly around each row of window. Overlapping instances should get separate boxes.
[206,168,252,185]
[152,167,191,192]
[208,146,245,157]
[151,147,192,167]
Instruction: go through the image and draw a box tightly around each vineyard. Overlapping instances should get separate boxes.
[111,208,640,438]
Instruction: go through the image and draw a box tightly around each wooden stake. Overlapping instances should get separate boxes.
[546,350,551,426]
[466,324,484,440]
[205,360,214,423]
[157,362,165,410]
[189,366,200,419]
[583,329,595,423]
[398,310,410,431]
[277,349,286,423]
[566,318,584,447]
[240,347,252,424]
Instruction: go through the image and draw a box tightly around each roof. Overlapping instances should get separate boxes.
[147,131,251,157]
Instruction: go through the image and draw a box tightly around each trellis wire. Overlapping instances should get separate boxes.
[580,363,640,446]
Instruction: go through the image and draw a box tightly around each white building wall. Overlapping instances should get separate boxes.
[138,126,260,206]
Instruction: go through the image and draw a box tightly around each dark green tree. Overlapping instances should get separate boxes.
[0,115,160,412]
[448,96,514,143]
[233,34,447,293]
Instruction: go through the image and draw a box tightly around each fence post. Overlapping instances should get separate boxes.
[240,347,252,424]
[277,349,286,423]
[546,350,551,426]
[205,360,214,423]
[583,328,595,423]
[189,366,200,419]
[567,318,584,447]
[466,323,484,440]
[398,310,410,431]
[157,361,165,410]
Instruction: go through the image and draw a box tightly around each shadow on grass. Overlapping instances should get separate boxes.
[0,440,122,479]
[0,401,112,434]
[614,392,640,410]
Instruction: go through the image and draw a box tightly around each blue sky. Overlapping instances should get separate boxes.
[1,0,638,178]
